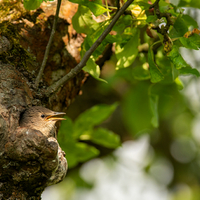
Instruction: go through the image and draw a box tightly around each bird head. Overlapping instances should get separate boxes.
[19,106,66,137]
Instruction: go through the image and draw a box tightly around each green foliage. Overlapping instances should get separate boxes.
[70,0,200,86]
[72,6,99,35]
[167,46,190,69]
[179,34,200,50]
[69,0,109,16]
[88,127,120,148]
[83,56,107,82]
[23,0,43,10]
[58,103,120,168]
[169,15,189,38]
[115,28,139,69]
[23,0,54,10]
[148,48,164,83]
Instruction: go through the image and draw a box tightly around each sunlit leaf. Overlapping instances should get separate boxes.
[87,2,109,16]
[72,5,99,34]
[115,29,139,69]
[83,56,107,83]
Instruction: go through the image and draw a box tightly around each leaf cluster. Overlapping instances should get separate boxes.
[58,103,120,168]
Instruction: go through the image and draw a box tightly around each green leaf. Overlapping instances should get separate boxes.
[178,0,200,9]
[84,127,121,148]
[115,29,139,69]
[148,48,164,83]
[181,15,198,29]
[74,103,118,137]
[179,66,200,77]
[169,15,188,38]
[23,0,43,10]
[69,0,109,16]
[149,94,159,128]
[75,143,99,162]
[87,2,109,16]
[146,15,158,23]
[81,23,117,60]
[135,0,150,9]
[167,46,190,69]
[113,15,133,32]
[83,56,107,83]
[179,34,200,50]
[72,5,99,34]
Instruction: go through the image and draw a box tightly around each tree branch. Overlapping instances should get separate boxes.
[35,0,62,88]
[45,0,134,96]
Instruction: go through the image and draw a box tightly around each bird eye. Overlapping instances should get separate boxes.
[41,114,45,118]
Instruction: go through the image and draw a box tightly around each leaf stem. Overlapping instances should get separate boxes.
[45,0,134,96]
[35,0,62,88]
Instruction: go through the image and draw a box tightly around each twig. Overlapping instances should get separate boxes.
[45,0,134,96]
[150,0,173,42]
[35,0,62,88]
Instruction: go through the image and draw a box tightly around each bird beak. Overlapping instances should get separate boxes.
[46,112,66,121]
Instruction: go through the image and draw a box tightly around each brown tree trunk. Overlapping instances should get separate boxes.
[0,1,86,199]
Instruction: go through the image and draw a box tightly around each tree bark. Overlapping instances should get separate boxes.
[0,1,86,199]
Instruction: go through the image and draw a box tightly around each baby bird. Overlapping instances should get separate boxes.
[19,106,66,138]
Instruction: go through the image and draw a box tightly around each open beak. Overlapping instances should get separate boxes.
[46,112,66,121]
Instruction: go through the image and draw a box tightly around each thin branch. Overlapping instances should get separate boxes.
[150,0,173,42]
[45,0,134,96]
[35,0,62,88]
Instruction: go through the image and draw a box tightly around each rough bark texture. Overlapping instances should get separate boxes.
[0,1,86,199]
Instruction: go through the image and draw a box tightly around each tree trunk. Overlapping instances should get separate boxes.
[0,1,86,199]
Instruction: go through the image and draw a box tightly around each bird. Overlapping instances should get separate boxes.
[19,106,66,138]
